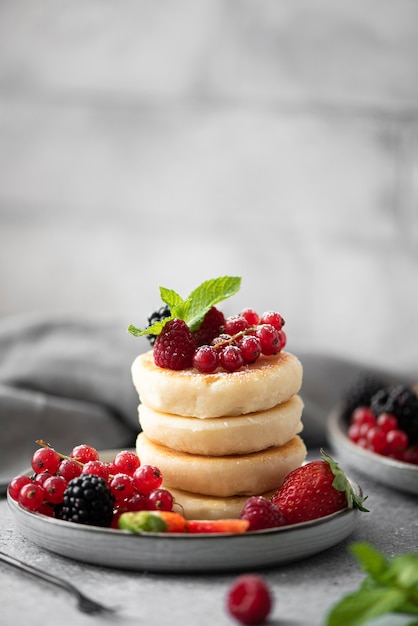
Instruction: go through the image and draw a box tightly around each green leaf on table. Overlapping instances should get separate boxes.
[323,543,418,626]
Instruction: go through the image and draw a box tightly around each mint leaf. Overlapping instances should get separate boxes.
[323,544,418,626]
[159,287,183,309]
[184,276,241,331]
[128,275,241,338]
[324,587,408,626]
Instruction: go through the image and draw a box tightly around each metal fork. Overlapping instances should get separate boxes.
[0,550,116,615]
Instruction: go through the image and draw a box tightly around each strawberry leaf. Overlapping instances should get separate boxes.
[320,449,369,512]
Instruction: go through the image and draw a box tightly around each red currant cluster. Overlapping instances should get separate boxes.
[348,407,418,464]
[192,308,286,374]
[8,442,175,527]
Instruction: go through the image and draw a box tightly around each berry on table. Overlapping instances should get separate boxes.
[226,574,273,625]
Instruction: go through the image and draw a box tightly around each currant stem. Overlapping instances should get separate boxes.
[35,440,84,467]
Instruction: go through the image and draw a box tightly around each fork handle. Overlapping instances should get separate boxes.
[0,550,75,595]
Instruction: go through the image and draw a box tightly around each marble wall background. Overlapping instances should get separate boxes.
[1,0,417,373]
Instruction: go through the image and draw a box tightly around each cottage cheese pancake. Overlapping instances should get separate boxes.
[132,350,303,418]
[138,395,304,456]
[136,433,307,497]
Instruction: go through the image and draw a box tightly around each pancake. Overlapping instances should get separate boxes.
[138,395,304,456]
[136,433,307,497]
[132,350,303,418]
[170,487,274,520]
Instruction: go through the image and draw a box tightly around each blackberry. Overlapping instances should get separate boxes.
[341,374,387,421]
[146,305,171,346]
[56,474,114,527]
[371,385,418,444]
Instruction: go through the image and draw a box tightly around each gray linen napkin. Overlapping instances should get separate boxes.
[0,313,415,484]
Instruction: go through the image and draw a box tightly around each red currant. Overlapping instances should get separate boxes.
[366,426,388,454]
[386,429,409,456]
[31,447,61,474]
[18,483,45,511]
[147,488,174,511]
[255,324,279,355]
[193,345,219,373]
[112,450,141,476]
[133,465,163,495]
[376,412,398,433]
[109,473,136,502]
[70,444,99,464]
[57,458,82,481]
[238,335,261,364]
[240,308,260,326]
[81,460,110,481]
[351,406,376,427]
[224,315,249,336]
[8,475,33,501]
[260,310,284,330]
[220,345,244,372]
[124,492,149,511]
[43,475,67,504]
[277,329,287,351]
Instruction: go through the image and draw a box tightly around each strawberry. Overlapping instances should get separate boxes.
[186,519,250,534]
[153,318,196,370]
[270,449,368,524]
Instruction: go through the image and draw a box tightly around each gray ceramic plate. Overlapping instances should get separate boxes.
[327,406,418,496]
[7,450,363,573]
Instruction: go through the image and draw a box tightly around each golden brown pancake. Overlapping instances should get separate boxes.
[136,433,307,497]
[138,395,304,456]
[132,350,303,418]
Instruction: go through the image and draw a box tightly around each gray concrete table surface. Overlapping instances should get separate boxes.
[0,453,416,626]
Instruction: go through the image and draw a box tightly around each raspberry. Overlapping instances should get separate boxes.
[226,574,273,625]
[239,496,287,531]
[193,306,225,346]
[153,319,196,370]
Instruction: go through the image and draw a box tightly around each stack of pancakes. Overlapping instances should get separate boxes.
[132,349,306,519]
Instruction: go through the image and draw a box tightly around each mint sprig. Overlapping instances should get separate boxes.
[323,543,418,626]
[128,276,241,338]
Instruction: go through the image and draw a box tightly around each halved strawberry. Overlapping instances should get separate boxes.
[270,449,368,525]
[186,519,250,534]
